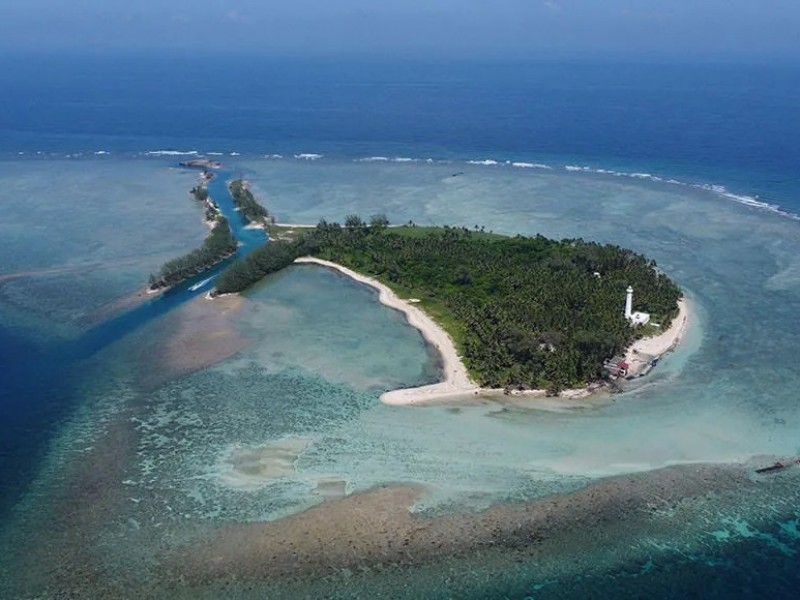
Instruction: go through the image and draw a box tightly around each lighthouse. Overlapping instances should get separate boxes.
[624,286,633,320]
[624,285,651,326]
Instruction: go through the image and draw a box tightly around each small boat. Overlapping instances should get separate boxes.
[188,276,214,292]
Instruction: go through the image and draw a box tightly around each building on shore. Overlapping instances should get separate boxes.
[604,356,630,378]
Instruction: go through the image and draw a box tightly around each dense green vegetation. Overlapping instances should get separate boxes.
[189,183,220,221]
[214,218,681,390]
[215,240,298,294]
[229,179,270,224]
[190,184,209,203]
[148,217,238,290]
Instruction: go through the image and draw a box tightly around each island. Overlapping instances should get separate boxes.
[228,179,272,227]
[147,178,238,291]
[189,171,221,222]
[179,158,222,169]
[213,216,686,402]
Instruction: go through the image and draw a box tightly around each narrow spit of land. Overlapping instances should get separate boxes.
[213,215,684,399]
[228,179,271,228]
[147,172,237,291]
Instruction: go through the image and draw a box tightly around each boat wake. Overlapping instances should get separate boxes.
[188,276,215,292]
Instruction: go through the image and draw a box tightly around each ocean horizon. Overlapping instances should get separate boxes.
[2,55,800,598]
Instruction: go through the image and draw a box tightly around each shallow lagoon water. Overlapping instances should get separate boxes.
[75,160,800,479]
[239,158,800,470]
[2,156,800,597]
[0,158,206,340]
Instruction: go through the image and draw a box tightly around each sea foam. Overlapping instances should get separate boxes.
[25,147,797,223]
[145,150,199,156]
[557,164,797,221]
[354,156,428,164]
[511,162,552,170]
[452,157,795,221]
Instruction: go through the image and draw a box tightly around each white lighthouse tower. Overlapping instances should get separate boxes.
[624,286,634,320]
[624,285,650,326]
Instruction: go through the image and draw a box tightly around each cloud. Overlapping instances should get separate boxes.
[542,0,561,12]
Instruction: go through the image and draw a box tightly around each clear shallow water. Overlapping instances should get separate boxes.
[206,159,800,478]
[0,158,267,517]
[0,158,206,339]
[3,156,800,597]
[1,56,800,596]
[119,265,443,523]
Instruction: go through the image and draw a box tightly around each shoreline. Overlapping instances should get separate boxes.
[624,298,690,378]
[293,257,691,406]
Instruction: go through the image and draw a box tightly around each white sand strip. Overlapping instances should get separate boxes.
[624,298,690,377]
[294,257,690,406]
[294,257,475,403]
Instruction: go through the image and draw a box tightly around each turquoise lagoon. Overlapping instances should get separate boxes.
[2,156,800,597]
[0,159,207,339]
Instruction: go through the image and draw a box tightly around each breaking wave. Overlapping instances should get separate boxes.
[395,157,430,163]
[144,150,199,156]
[511,162,552,170]
[355,156,435,164]
[561,164,798,221]
[343,153,792,220]
[9,148,796,222]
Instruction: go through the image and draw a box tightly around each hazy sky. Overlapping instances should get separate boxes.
[3,0,799,60]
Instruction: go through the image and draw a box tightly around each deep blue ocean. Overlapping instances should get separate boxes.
[2,54,800,598]
[2,54,799,208]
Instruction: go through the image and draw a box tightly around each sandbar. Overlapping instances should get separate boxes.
[219,437,310,490]
[294,257,691,406]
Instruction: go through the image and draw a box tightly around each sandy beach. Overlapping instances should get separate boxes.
[624,298,689,377]
[294,257,691,406]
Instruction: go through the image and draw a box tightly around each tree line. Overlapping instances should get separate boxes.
[190,184,209,203]
[148,217,238,290]
[228,179,270,224]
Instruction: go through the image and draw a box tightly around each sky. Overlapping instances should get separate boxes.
[2,0,799,61]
